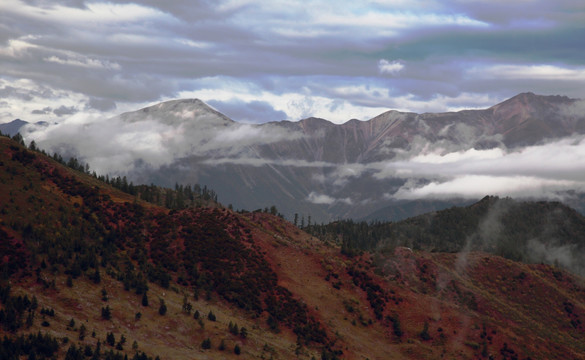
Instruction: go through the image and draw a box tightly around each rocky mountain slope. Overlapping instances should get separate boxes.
[16,93,585,223]
[2,135,585,359]
[0,119,29,137]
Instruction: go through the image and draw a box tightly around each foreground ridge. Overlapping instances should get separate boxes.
[1,135,585,359]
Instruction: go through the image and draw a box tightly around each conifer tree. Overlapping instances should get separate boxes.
[158,299,167,315]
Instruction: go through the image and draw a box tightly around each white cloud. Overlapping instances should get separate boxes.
[307,191,352,205]
[0,0,167,26]
[174,38,212,49]
[307,192,336,205]
[178,82,392,123]
[0,38,39,58]
[378,59,405,75]
[562,100,585,117]
[470,64,585,81]
[393,175,580,200]
[24,114,183,174]
[377,92,500,114]
[382,135,585,200]
[409,147,504,164]
[23,100,311,174]
[210,123,303,149]
[44,55,121,70]
[315,10,488,30]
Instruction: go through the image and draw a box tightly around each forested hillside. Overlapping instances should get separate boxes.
[2,134,585,360]
[0,134,330,359]
[309,196,585,274]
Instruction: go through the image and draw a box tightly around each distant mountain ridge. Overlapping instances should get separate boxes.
[21,92,585,222]
[0,119,28,137]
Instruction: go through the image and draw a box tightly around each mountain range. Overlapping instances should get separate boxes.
[2,133,585,359]
[9,92,585,223]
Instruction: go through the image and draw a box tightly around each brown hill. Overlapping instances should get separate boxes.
[1,135,585,359]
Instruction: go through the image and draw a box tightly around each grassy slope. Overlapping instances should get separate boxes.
[2,136,585,360]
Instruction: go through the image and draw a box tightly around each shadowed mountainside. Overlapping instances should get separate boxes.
[117,93,585,222]
[308,195,585,275]
[14,93,585,223]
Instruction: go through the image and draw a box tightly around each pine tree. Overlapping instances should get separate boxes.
[79,324,87,340]
[92,268,101,284]
[101,305,111,320]
[419,321,431,341]
[106,332,115,347]
[158,299,167,315]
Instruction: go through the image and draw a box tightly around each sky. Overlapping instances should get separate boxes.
[1,0,585,125]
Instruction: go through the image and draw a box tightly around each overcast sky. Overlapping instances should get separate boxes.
[1,0,585,125]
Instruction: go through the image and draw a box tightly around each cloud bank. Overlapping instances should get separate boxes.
[2,0,585,125]
[383,136,585,200]
[24,105,585,205]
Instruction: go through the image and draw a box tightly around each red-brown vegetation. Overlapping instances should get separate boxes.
[1,135,585,359]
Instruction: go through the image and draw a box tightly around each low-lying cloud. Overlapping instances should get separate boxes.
[307,191,352,205]
[20,102,585,209]
[393,175,579,200]
[527,239,582,273]
[22,101,305,175]
[363,135,585,201]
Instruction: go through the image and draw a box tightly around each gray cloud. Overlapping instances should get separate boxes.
[87,97,117,112]
[0,86,33,101]
[53,105,77,117]
[22,0,87,8]
[31,106,51,115]
[1,0,585,124]
[207,99,288,123]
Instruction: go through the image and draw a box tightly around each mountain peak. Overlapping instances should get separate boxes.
[492,92,574,110]
[0,119,29,137]
[118,98,234,126]
[298,116,336,132]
